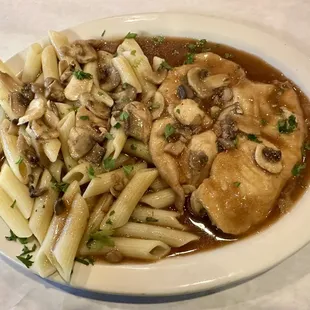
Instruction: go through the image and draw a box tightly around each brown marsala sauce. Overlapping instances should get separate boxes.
[102,36,310,258]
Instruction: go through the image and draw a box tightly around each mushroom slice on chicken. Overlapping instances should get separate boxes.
[255,143,283,174]
[44,77,65,102]
[173,99,205,126]
[97,51,121,92]
[144,56,168,85]
[18,96,47,125]
[123,101,152,144]
[60,40,97,64]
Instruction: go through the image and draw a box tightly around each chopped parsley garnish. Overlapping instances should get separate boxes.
[278,115,297,134]
[233,136,239,147]
[125,32,137,39]
[149,103,160,111]
[130,50,136,56]
[159,60,173,70]
[105,132,114,140]
[187,39,207,52]
[15,157,23,165]
[292,163,306,177]
[110,210,115,216]
[51,181,69,193]
[16,254,33,268]
[114,122,121,129]
[106,218,113,225]
[304,142,310,151]
[120,111,129,121]
[176,109,180,114]
[73,70,92,80]
[233,182,241,188]
[130,144,137,150]
[101,30,106,37]
[247,134,262,143]
[146,217,158,223]
[224,53,234,59]
[103,157,115,171]
[20,244,37,256]
[164,124,175,140]
[79,115,89,120]
[184,53,195,64]
[10,200,16,209]
[5,230,28,244]
[75,257,94,266]
[261,119,268,126]
[88,229,115,248]
[123,165,133,176]
[88,166,95,179]
[152,36,165,45]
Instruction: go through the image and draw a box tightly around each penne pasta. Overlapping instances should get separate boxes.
[62,162,92,185]
[35,72,44,84]
[117,39,144,56]
[131,206,186,230]
[64,75,93,101]
[91,85,114,108]
[49,159,64,183]
[33,243,56,278]
[55,102,74,119]
[0,59,20,83]
[123,138,153,163]
[52,194,89,282]
[83,162,147,198]
[104,125,127,160]
[22,43,43,83]
[42,45,59,80]
[100,168,158,230]
[150,177,169,191]
[0,163,34,219]
[0,187,32,238]
[30,167,43,188]
[0,119,30,184]
[83,62,99,87]
[114,222,199,247]
[48,30,69,59]
[29,169,59,244]
[43,138,61,163]
[57,111,77,170]
[62,180,80,208]
[140,188,175,209]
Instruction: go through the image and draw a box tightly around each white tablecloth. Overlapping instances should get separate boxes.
[1,0,310,309]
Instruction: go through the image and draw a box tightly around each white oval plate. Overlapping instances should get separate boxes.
[1,13,310,299]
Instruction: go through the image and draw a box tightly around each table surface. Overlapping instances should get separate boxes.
[1,0,310,309]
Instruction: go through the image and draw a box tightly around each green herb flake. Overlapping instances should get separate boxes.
[130,144,137,151]
[103,157,115,171]
[101,30,106,37]
[164,124,175,140]
[5,230,28,244]
[120,111,129,121]
[159,60,173,70]
[292,163,306,177]
[233,136,239,147]
[20,244,37,256]
[304,142,310,151]
[75,257,94,266]
[152,36,165,45]
[125,32,137,39]
[73,70,92,80]
[261,119,268,126]
[51,181,69,193]
[233,182,241,188]
[10,200,16,209]
[130,49,137,56]
[123,165,133,176]
[114,122,121,129]
[105,132,114,140]
[16,254,33,268]
[176,109,180,114]
[247,134,262,143]
[88,166,95,179]
[146,217,158,223]
[149,103,160,111]
[79,115,89,120]
[184,53,195,64]
[278,115,297,134]
[106,218,113,225]
[224,53,234,59]
[109,210,115,216]
[15,157,23,165]
[88,230,115,248]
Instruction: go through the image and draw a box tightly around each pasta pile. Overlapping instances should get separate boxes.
[0,31,199,282]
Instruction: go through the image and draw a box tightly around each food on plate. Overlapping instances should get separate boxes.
[0,30,308,282]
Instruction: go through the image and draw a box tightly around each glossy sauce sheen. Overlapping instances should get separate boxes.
[104,36,310,257]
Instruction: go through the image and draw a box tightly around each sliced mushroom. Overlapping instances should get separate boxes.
[60,40,97,64]
[123,101,152,144]
[176,84,195,100]
[97,51,121,91]
[44,77,65,101]
[8,92,29,118]
[30,83,44,95]
[18,96,47,125]
[29,119,59,140]
[111,84,137,111]
[255,144,283,174]
[79,93,111,120]
[84,143,105,165]
[64,75,93,101]
[164,140,185,156]
[58,56,81,84]
[147,91,165,120]
[173,99,205,126]
[144,57,167,84]
[187,67,230,99]
[0,71,23,93]
[29,185,48,198]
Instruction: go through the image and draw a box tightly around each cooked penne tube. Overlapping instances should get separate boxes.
[83,237,170,261]
[62,180,80,208]
[117,38,144,56]
[83,62,99,87]
[0,187,32,238]
[48,30,69,59]
[35,72,44,84]
[150,177,169,191]
[0,105,6,126]
[91,85,114,107]
[29,169,59,244]
[79,193,114,255]
[62,162,90,185]
[49,159,64,183]
[22,43,43,83]
[33,243,56,278]
[53,194,89,282]
[112,55,142,93]
[104,125,127,160]
[0,59,20,83]
[114,222,199,247]
[0,119,31,184]
[0,84,18,120]
[57,111,77,170]
[64,75,93,101]
[42,45,59,80]
[131,206,186,230]
[83,162,147,198]
[0,163,34,219]
[30,167,43,188]
[140,188,175,209]
[55,102,74,119]
[100,168,158,230]
[43,138,61,162]
[123,138,153,163]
